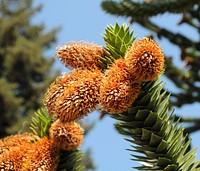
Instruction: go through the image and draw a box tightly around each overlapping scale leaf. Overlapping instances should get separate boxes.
[57,150,85,171]
[100,22,136,69]
[112,79,200,170]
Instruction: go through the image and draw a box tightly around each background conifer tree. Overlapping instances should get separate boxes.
[101,0,200,146]
[0,0,58,137]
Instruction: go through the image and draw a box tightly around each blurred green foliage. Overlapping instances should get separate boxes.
[0,0,59,137]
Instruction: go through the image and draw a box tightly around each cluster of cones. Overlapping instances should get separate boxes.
[0,134,59,170]
[45,37,164,117]
[0,121,84,170]
[0,37,164,170]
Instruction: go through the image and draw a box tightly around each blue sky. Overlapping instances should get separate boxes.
[32,1,200,171]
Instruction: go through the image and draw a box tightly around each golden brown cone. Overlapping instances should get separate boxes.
[125,37,165,81]
[44,70,80,117]
[0,146,26,170]
[44,69,103,122]
[100,59,141,114]
[0,136,59,171]
[49,120,84,150]
[0,134,38,170]
[22,137,59,171]
[56,42,104,70]
[0,133,38,157]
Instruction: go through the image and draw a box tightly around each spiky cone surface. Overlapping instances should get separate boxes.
[113,79,200,170]
[0,134,38,170]
[45,69,103,122]
[23,137,59,171]
[0,133,38,157]
[44,71,80,117]
[0,136,58,171]
[49,120,84,151]
[125,37,165,81]
[56,42,104,70]
[0,145,26,170]
[100,58,141,114]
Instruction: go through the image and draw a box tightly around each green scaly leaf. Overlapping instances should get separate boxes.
[57,150,85,171]
[103,23,200,170]
[100,22,136,69]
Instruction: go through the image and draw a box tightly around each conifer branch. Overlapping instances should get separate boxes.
[102,23,200,170]
[101,1,200,51]
[133,19,200,51]
[57,150,85,171]
[101,0,198,18]
[174,115,200,123]
[178,13,200,31]
[165,57,200,107]
[112,79,200,170]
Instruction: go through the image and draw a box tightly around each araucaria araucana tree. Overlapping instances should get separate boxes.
[0,23,200,170]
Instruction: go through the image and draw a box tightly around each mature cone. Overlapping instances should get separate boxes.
[56,42,104,70]
[49,120,84,151]
[0,134,38,170]
[44,69,103,122]
[125,37,164,81]
[0,133,37,156]
[44,71,79,117]
[0,145,26,170]
[0,136,59,171]
[23,137,59,171]
[100,58,141,114]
